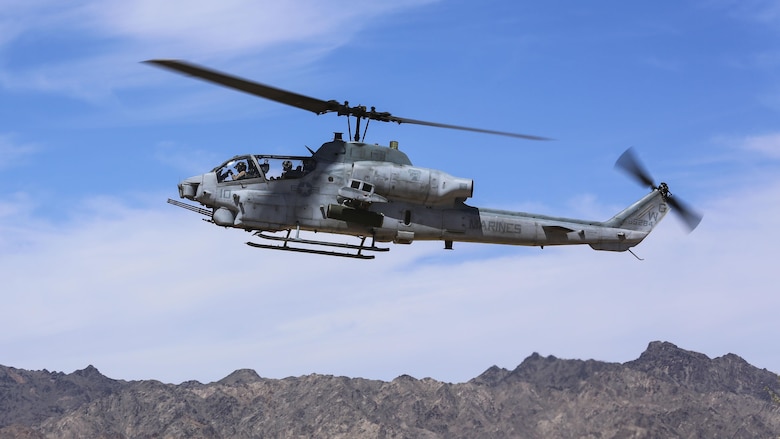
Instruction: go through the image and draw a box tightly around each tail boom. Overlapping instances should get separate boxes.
[433,189,670,252]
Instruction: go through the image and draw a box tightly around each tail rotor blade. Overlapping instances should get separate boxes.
[614,147,704,233]
[667,195,703,232]
[615,147,655,189]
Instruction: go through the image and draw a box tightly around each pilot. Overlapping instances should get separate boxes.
[281,160,293,178]
[232,161,248,180]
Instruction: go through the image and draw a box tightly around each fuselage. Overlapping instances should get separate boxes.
[177,137,667,252]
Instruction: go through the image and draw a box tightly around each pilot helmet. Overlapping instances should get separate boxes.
[236,161,247,170]
[282,160,292,171]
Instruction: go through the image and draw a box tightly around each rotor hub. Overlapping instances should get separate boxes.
[657,182,670,200]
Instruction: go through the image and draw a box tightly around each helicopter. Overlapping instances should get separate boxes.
[147,59,702,260]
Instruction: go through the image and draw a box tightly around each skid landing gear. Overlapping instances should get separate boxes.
[247,228,389,260]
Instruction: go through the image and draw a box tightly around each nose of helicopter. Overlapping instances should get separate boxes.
[178,172,218,206]
[178,175,203,200]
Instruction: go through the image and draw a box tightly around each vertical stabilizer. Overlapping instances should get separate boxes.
[604,189,669,233]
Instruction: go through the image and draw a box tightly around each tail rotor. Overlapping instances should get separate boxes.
[615,148,703,232]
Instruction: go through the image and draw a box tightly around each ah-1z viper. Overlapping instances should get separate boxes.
[148,60,702,260]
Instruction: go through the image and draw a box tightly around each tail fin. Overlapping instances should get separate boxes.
[590,189,669,252]
[603,189,669,232]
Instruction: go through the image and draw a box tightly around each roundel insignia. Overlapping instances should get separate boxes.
[297,182,314,196]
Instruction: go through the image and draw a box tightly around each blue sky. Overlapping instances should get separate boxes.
[2,0,779,384]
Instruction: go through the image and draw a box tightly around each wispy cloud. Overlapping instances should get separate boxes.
[0,134,38,170]
[81,1,425,56]
[638,56,682,72]
[0,0,435,101]
[733,0,780,24]
[702,0,780,26]
[741,133,780,159]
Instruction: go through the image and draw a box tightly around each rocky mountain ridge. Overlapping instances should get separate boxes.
[1,341,779,438]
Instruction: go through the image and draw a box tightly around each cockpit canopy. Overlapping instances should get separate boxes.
[213,155,317,183]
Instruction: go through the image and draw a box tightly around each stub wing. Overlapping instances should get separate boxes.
[337,186,388,204]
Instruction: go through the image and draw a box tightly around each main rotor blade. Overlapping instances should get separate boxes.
[667,195,703,232]
[145,59,549,140]
[389,116,552,140]
[145,59,341,115]
[615,147,655,188]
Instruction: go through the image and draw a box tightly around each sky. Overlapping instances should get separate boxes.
[1,0,779,384]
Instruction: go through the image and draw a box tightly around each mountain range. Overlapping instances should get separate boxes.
[1,341,779,438]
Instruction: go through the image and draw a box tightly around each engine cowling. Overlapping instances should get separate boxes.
[349,161,473,206]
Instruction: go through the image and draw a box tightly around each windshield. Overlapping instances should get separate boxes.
[214,156,261,183]
[253,155,317,181]
[213,155,317,183]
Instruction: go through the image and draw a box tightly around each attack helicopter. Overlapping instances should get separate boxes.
[147,59,702,260]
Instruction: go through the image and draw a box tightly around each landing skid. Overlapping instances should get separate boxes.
[247,229,389,260]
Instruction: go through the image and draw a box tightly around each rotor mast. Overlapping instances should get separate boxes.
[344,102,380,142]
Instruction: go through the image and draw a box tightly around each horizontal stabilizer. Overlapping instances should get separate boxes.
[542,225,575,234]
